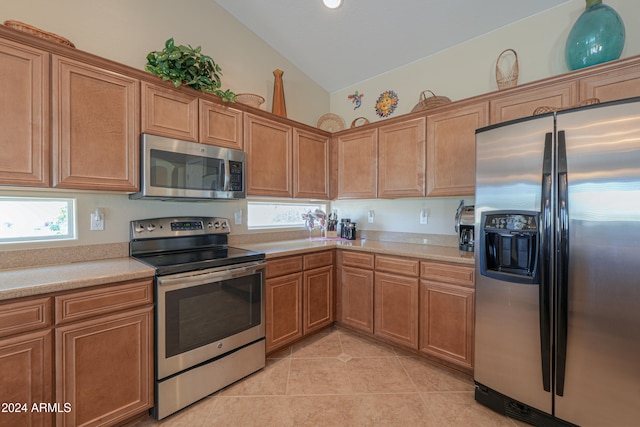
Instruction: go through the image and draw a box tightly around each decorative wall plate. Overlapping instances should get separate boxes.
[375,90,399,118]
[317,113,346,132]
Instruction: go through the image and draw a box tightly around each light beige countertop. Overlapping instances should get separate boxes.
[0,258,155,301]
[238,238,475,265]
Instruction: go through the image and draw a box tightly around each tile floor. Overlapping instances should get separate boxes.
[136,327,527,427]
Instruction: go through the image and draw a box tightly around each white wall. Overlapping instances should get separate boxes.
[0,0,329,127]
[330,0,640,125]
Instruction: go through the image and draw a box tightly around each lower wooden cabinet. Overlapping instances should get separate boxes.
[265,251,334,353]
[374,272,419,349]
[0,329,53,427]
[337,251,375,333]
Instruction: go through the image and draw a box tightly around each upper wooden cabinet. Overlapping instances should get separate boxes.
[426,101,488,196]
[336,128,378,199]
[245,113,293,197]
[579,65,640,103]
[52,55,139,191]
[293,129,330,199]
[490,82,578,124]
[378,117,426,198]
[0,38,50,187]
[141,82,244,150]
[141,81,198,141]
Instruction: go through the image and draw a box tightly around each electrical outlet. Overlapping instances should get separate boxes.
[368,210,375,223]
[234,209,242,225]
[90,208,104,231]
[420,209,428,224]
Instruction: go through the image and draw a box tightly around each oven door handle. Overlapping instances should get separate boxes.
[157,261,265,288]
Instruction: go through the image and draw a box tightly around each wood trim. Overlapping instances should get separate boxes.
[0,297,52,338]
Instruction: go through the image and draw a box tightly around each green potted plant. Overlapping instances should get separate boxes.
[145,38,236,102]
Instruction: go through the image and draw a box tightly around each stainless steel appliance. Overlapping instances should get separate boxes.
[455,200,475,251]
[474,98,640,426]
[130,134,246,201]
[130,217,266,420]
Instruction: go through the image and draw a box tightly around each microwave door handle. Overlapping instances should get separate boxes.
[223,159,231,191]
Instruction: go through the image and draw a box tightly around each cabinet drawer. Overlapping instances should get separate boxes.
[420,261,474,287]
[0,297,52,338]
[303,251,333,270]
[55,279,153,325]
[375,255,419,277]
[266,256,303,279]
[341,251,374,269]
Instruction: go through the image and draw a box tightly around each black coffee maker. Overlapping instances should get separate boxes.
[455,200,475,252]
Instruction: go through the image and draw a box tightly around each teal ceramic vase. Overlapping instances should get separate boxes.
[565,0,625,70]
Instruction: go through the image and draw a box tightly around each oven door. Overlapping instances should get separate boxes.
[156,261,265,380]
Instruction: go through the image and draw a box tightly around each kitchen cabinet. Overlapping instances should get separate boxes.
[336,128,378,199]
[0,38,50,187]
[52,55,139,191]
[337,251,375,333]
[426,101,488,196]
[377,117,426,198]
[199,99,243,149]
[245,113,293,197]
[54,279,153,427]
[490,82,578,124]
[579,65,640,103]
[293,128,330,199]
[266,251,334,353]
[374,255,420,349]
[419,261,475,373]
[0,297,53,427]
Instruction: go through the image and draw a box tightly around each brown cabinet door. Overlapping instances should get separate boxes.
[490,82,578,124]
[293,128,330,199]
[265,272,303,353]
[426,102,488,197]
[579,66,640,103]
[52,55,139,191]
[336,128,377,199]
[0,329,53,427]
[141,81,198,141]
[374,272,419,349]
[378,117,426,198]
[339,265,374,333]
[303,265,334,334]
[245,113,293,197]
[55,306,153,427]
[0,39,50,187]
[199,99,243,149]
[419,280,474,372]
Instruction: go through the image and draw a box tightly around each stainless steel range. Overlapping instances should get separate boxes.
[130,216,266,420]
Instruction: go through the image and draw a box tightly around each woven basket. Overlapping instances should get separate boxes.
[3,20,75,48]
[350,117,369,128]
[410,90,451,113]
[235,93,265,108]
[496,49,518,90]
[532,98,600,116]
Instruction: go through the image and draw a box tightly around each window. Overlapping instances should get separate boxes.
[0,197,76,243]
[247,201,327,229]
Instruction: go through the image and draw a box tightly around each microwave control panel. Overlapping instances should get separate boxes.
[229,161,243,191]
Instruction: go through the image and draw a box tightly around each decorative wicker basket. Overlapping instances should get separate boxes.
[3,20,75,48]
[350,117,369,128]
[235,93,265,108]
[317,113,345,132]
[532,98,600,116]
[410,90,451,113]
[496,49,518,90]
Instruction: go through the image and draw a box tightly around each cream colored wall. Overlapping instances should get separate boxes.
[329,0,640,125]
[1,0,329,126]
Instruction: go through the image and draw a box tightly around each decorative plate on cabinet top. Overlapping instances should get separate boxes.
[317,113,345,132]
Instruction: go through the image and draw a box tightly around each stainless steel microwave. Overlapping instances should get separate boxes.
[130,134,245,201]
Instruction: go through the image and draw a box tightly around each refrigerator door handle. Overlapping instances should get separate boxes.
[539,132,553,393]
[556,130,570,396]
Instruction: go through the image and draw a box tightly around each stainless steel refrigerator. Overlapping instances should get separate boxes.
[474,97,640,427]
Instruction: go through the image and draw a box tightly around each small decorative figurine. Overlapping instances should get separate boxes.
[348,90,364,110]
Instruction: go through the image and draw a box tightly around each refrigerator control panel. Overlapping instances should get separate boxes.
[480,211,540,284]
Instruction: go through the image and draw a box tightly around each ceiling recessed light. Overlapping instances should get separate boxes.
[323,0,342,9]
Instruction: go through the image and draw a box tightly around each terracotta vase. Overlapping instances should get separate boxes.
[272,69,287,118]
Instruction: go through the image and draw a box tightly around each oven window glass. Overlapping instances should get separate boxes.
[165,273,262,357]
[150,149,224,191]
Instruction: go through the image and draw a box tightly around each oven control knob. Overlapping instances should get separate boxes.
[146,224,156,232]
[135,224,145,233]
[221,221,228,229]
[217,343,223,349]
[213,221,220,229]
[207,222,213,229]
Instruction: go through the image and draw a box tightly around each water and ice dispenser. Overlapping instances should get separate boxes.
[479,211,540,284]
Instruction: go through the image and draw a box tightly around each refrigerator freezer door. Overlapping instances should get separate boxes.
[474,114,554,414]
[554,99,640,426]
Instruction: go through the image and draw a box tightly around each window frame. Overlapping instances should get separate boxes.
[247,200,328,230]
[0,197,77,244]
